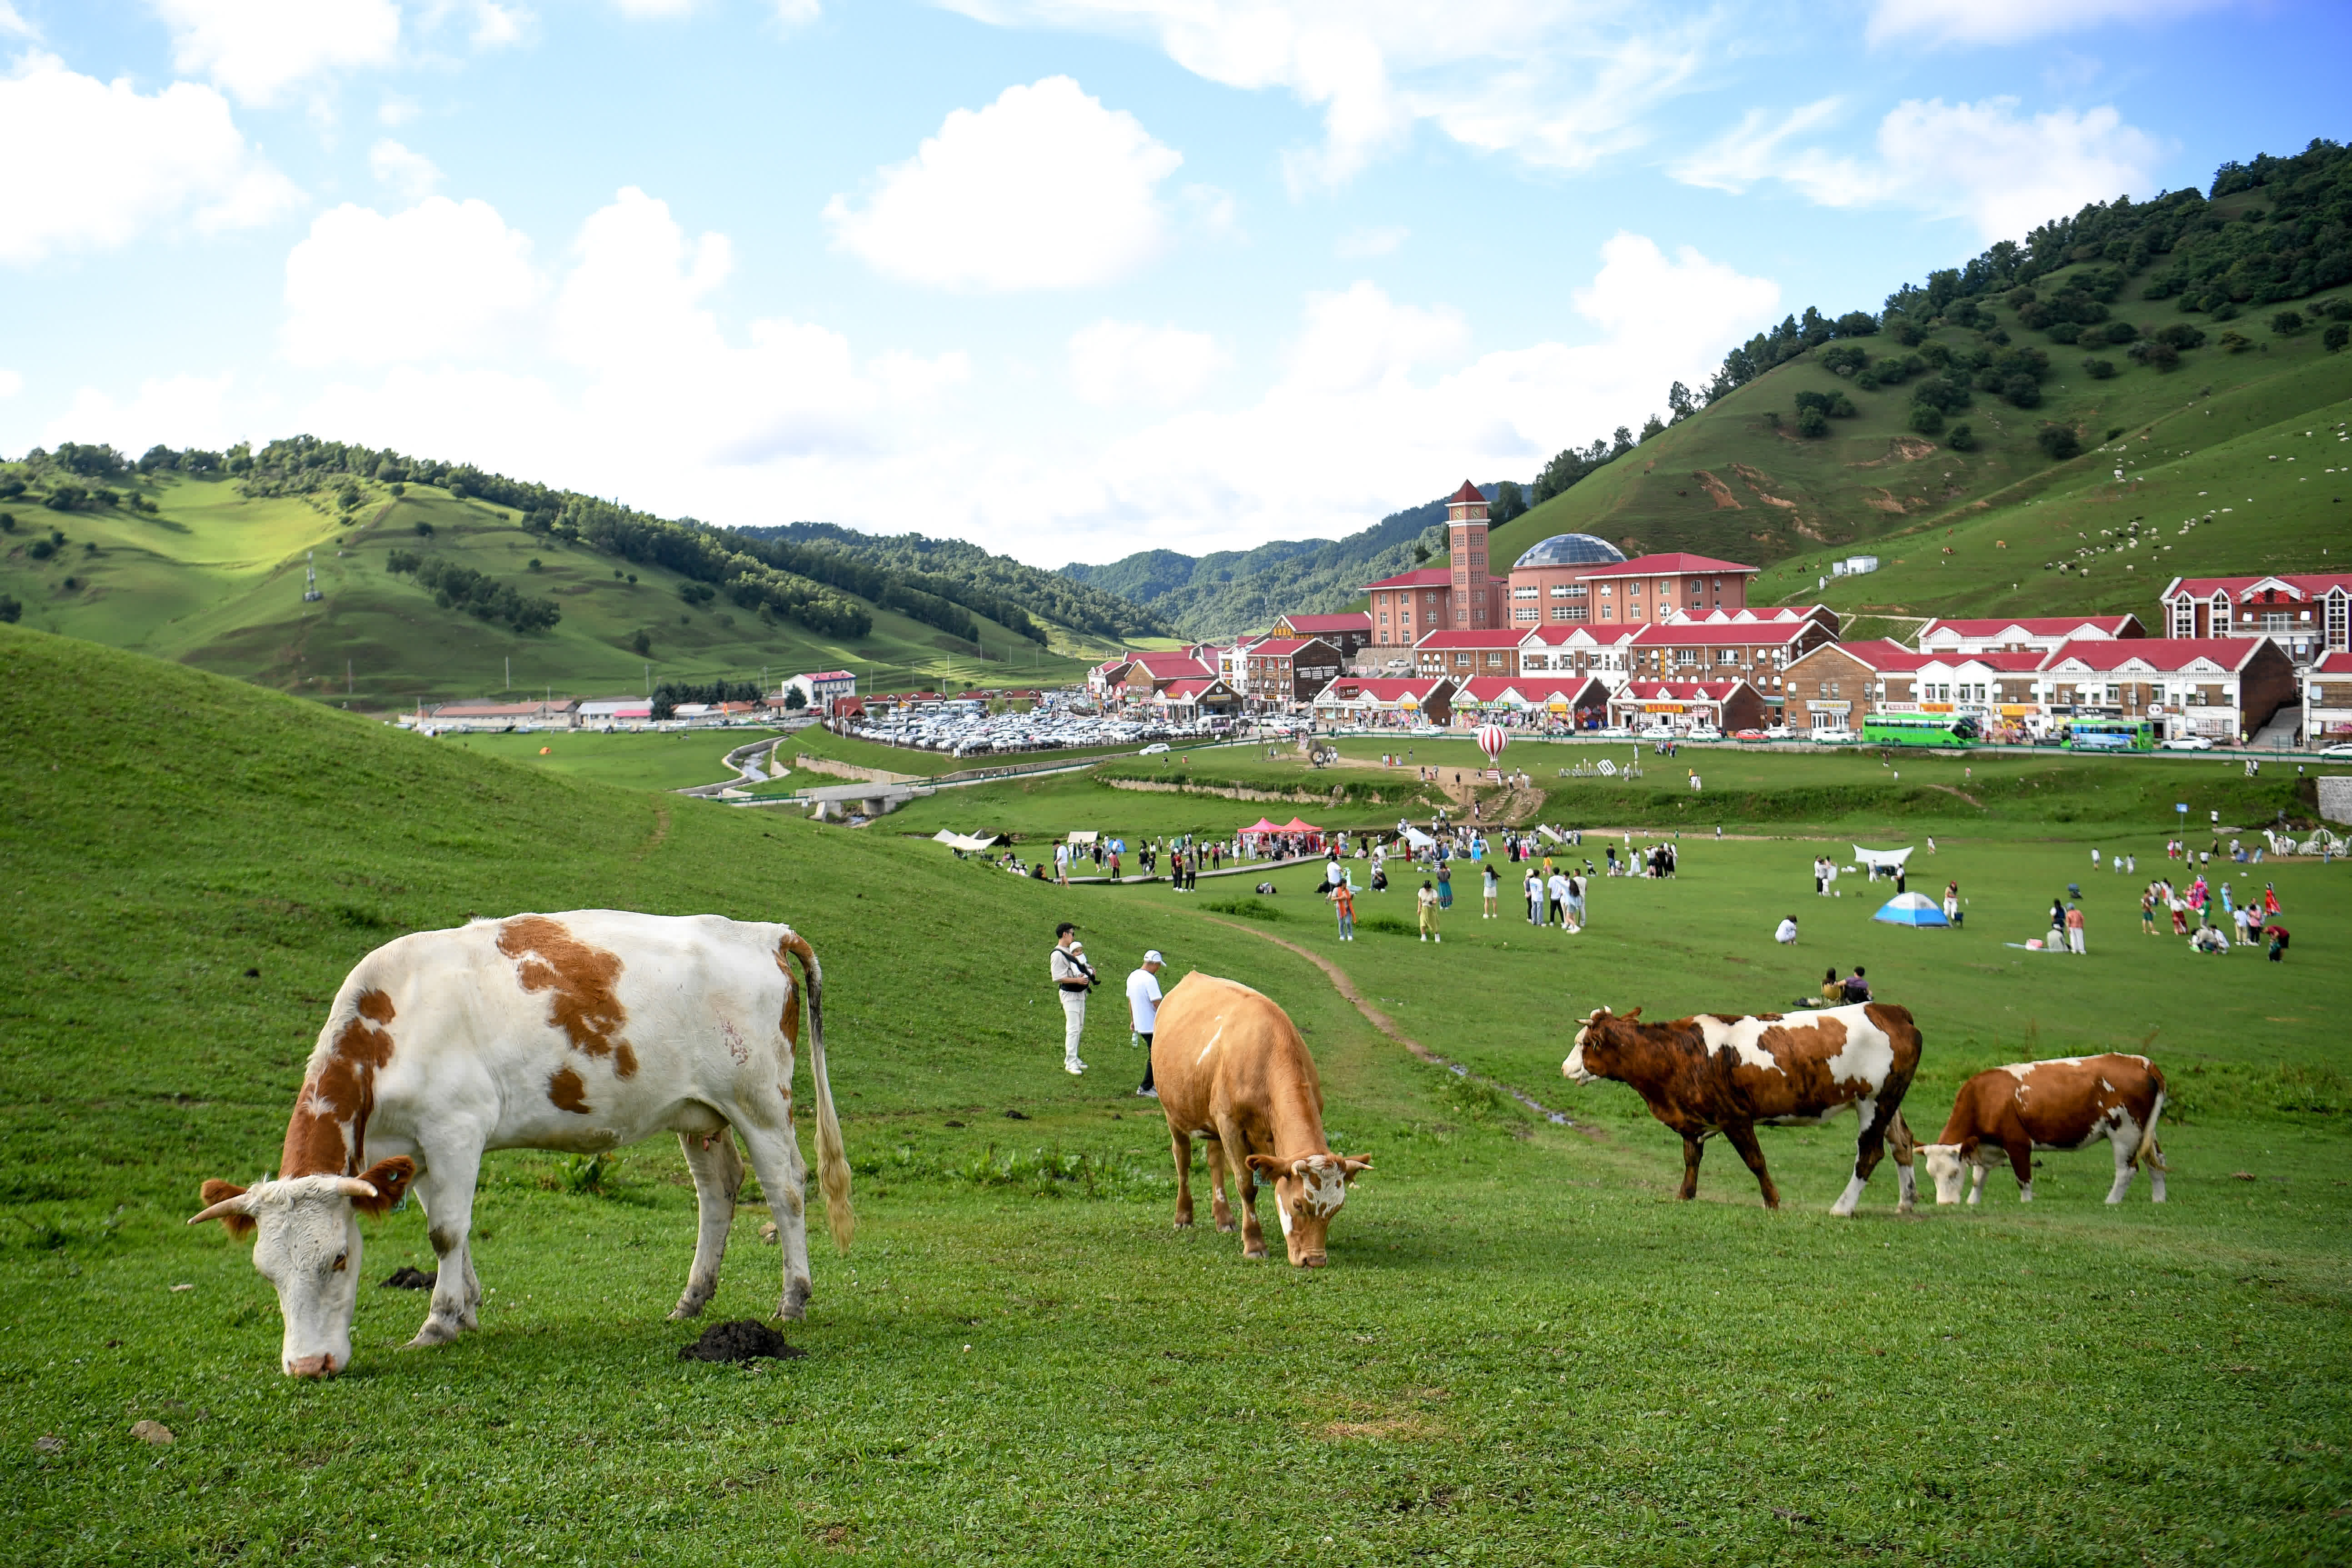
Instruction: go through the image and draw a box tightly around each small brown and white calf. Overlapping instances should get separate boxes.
[190,912,851,1376]
[1920,1054,2167,1205]
[1563,1003,1921,1214]
[1149,973,1370,1266]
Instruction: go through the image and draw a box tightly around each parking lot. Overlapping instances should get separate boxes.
[839,702,1231,757]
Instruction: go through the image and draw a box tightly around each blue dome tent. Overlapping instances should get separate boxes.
[1873,891,1948,927]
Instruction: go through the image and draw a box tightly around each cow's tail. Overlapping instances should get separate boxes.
[782,929,854,1253]
[2132,1070,2167,1171]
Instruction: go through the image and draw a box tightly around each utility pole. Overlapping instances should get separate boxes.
[505,655,510,691]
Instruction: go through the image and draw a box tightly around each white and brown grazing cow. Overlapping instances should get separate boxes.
[189,912,851,1376]
[1563,1003,1921,1214]
[1920,1054,2167,1205]
[1150,973,1370,1266]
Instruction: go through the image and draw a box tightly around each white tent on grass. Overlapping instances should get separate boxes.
[1853,844,1915,879]
[1873,891,1948,927]
[933,830,1006,852]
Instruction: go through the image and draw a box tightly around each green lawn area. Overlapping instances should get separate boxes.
[433,727,783,793]
[5,623,2346,1565]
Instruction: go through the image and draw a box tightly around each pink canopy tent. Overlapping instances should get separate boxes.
[1238,817,1283,839]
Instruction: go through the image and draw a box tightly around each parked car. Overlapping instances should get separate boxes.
[1811,727,1857,744]
[1763,724,1793,740]
[1138,742,1170,754]
[2159,735,2215,751]
[2314,742,2352,757]
[1733,728,1769,740]
[1684,726,1725,742]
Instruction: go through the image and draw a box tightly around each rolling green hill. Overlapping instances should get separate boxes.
[1486,141,2352,633]
[0,453,1115,705]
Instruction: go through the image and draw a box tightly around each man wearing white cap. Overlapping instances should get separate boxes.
[1127,950,1166,1098]
[1050,922,1095,1075]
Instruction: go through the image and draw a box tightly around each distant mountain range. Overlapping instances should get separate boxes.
[1058,489,1502,640]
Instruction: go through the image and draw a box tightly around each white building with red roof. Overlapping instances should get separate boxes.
[1624,612,1839,711]
[1413,627,1524,682]
[1151,677,1243,719]
[1272,611,1373,659]
[1607,679,1766,734]
[1916,614,2144,655]
[2160,572,2352,664]
[1451,674,1610,729]
[1115,652,1214,701]
[2303,649,2352,742]
[2036,637,2297,742]
[1239,637,1345,708]
[1516,624,1639,689]
[1309,676,1457,728]
[1781,639,1931,733]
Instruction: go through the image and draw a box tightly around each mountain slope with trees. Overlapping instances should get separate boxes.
[1486,136,2352,612]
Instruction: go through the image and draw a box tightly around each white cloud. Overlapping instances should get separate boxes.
[43,372,243,453]
[1283,281,1466,394]
[824,75,1183,291]
[1335,224,1408,258]
[1069,320,1228,407]
[152,0,401,106]
[368,137,441,200]
[1870,0,2232,46]
[466,2,529,47]
[1674,96,2162,242]
[0,53,298,266]
[0,3,33,39]
[771,0,821,26]
[283,197,542,367]
[379,93,419,125]
[939,2,1712,188]
[608,0,698,15]
[0,368,22,397]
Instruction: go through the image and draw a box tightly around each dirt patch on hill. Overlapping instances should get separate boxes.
[1731,464,1799,509]
[1848,437,1939,468]
[1692,471,1742,509]
[1865,489,1908,514]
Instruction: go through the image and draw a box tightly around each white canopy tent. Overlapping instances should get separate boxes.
[1853,845,1915,879]
[933,830,1006,852]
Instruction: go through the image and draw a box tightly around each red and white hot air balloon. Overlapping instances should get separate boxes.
[1476,723,1508,766]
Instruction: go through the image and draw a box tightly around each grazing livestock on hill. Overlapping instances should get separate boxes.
[189,912,851,1376]
[1563,1004,1921,1214]
[1150,973,1370,1266]
[1920,1054,2167,1205]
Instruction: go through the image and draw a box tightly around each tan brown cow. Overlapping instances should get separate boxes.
[1149,973,1370,1266]
[1563,1003,1921,1214]
[1920,1054,2167,1205]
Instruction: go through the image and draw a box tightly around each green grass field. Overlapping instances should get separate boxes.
[0,474,1108,706]
[4,624,2347,1565]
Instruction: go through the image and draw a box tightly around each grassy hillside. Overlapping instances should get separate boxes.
[3,625,2347,1562]
[1488,164,2352,633]
[0,471,1100,704]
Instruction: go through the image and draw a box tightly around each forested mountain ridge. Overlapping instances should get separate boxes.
[739,521,1170,641]
[1058,485,1536,640]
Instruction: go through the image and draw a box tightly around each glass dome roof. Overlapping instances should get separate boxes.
[1513,533,1628,570]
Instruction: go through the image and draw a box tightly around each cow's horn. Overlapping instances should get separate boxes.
[334,1178,381,1200]
[187,1193,255,1225]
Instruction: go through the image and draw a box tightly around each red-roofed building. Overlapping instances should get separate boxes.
[1508,547,1760,629]
[1624,614,1839,708]
[1118,653,1214,699]
[1309,676,1456,727]
[2304,649,2352,741]
[1781,640,1930,733]
[1607,679,1766,734]
[2037,636,2295,742]
[1917,614,2144,655]
[1153,677,1243,719]
[2161,573,2352,663]
[1516,624,1639,689]
[1413,628,1524,681]
[1240,637,1344,707]
[1452,674,1610,729]
[1272,611,1373,659]
[1363,481,1505,646]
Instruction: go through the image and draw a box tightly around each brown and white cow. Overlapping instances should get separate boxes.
[1563,1003,1921,1214]
[1920,1054,2167,1205]
[189,912,851,1376]
[1150,973,1370,1266]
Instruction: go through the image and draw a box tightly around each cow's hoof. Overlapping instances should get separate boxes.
[1243,1244,1268,1260]
[1172,1218,1193,1229]
[405,1318,462,1349]
[668,1298,709,1321]
[1214,1218,1236,1234]
[778,1279,812,1321]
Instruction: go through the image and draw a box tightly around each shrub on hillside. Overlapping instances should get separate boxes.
[2128,340,2182,371]
[0,594,17,624]
[1796,406,1829,438]
[386,550,560,633]
[1834,310,1879,337]
[2219,330,2253,353]
[2099,320,2139,345]
[2002,375,2043,407]
[2038,425,2083,460]
[2083,358,2117,379]
[1907,403,1946,435]
[2327,323,2350,352]
[1946,424,1977,450]
[2046,321,2081,343]
[2270,310,2306,335]
[2155,322,2207,350]
[1820,345,1869,376]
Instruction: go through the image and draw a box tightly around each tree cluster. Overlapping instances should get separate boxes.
[650,679,764,719]
[750,523,1169,641]
[385,549,561,633]
[1529,428,1635,505]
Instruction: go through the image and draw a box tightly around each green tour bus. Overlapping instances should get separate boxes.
[2061,716,2157,752]
[1861,711,1979,748]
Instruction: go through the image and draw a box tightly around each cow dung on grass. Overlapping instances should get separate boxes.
[380,1266,437,1289]
[679,1320,806,1363]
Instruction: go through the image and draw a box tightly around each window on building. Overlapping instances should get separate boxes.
[1513,585,1538,599]
[1552,607,1587,623]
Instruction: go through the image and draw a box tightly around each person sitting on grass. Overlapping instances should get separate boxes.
[1774,914,1798,945]
[1840,967,1872,1004]
[1819,966,1841,1002]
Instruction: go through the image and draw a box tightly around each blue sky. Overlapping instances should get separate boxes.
[2,0,2343,565]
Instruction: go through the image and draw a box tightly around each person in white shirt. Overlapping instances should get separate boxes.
[1049,922,1095,1075]
[1775,915,1799,945]
[1126,951,1166,1098]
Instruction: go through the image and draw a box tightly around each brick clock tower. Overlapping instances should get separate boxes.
[1443,480,1501,629]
